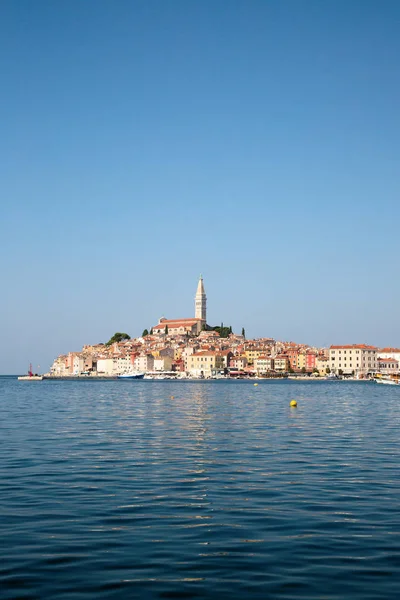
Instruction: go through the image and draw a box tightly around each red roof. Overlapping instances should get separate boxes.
[153,319,200,330]
[379,348,400,353]
[330,344,377,350]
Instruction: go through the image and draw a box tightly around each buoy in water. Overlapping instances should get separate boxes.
[254,383,258,386]
[290,400,297,407]
[170,396,174,399]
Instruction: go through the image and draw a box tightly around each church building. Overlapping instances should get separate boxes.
[152,276,207,336]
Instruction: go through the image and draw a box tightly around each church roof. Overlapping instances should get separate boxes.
[153,319,201,330]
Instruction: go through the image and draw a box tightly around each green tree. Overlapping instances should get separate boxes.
[326,367,331,374]
[106,332,130,345]
[229,326,232,334]
[150,328,153,335]
[301,366,306,374]
[212,325,231,338]
[241,327,246,338]
[338,369,343,376]
[165,325,169,335]
[142,329,149,337]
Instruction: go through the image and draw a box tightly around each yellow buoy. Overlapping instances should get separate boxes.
[170,396,174,399]
[290,400,297,407]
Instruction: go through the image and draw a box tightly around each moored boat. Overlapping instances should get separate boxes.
[18,364,43,381]
[374,377,399,385]
[118,372,145,379]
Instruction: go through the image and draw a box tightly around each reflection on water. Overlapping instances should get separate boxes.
[0,378,399,599]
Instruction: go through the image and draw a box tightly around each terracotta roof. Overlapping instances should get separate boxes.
[153,319,200,330]
[192,351,225,357]
[330,344,377,350]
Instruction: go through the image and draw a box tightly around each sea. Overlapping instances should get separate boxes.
[0,376,399,599]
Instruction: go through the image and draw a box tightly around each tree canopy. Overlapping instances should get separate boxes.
[105,332,130,345]
[142,329,149,337]
[209,325,232,338]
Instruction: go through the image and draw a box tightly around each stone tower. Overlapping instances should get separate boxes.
[195,275,207,324]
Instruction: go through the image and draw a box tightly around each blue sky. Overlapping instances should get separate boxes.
[1,0,400,372]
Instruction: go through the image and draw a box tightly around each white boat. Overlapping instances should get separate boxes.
[374,377,399,385]
[18,363,43,381]
[118,372,145,379]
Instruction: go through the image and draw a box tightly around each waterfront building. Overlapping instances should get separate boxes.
[316,354,329,375]
[254,356,274,375]
[230,355,248,370]
[274,355,289,371]
[286,348,300,371]
[116,355,131,373]
[377,348,400,365]
[187,351,225,378]
[154,356,174,371]
[329,345,378,376]
[50,355,69,376]
[97,358,116,375]
[297,352,306,371]
[377,357,399,375]
[134,354,155,372]
[306,352,317,372]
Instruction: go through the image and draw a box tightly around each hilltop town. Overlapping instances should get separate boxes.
[49,277,400,379]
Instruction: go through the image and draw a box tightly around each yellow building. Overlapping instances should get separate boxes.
[244,348,265,365]
[188,352,225,377]
[274,356,289,371]
[297,352,306,370]
[316,355,329,375]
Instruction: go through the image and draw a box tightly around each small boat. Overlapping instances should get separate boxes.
[18,363,43,381]
[374,377,399,385]
[118,372,145,379]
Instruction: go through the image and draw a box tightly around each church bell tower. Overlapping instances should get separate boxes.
[195,275,207,325]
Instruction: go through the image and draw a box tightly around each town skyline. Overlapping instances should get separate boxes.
[3,270,400,374]
[43,276,400,379]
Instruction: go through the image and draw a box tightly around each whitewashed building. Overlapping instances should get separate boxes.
[329,345,378,376]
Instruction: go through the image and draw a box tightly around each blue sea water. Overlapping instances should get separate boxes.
[0,377,399,599]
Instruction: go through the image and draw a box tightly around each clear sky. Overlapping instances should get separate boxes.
[1,0,400,373]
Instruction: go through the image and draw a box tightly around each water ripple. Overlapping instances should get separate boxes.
[0,378,399,599]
